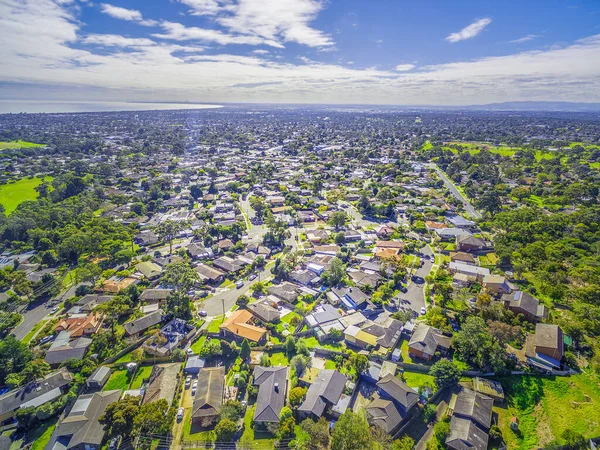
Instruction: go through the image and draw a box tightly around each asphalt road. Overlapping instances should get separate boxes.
[394,245,434,315]
[11,282,87,341]
[428,164,482,219]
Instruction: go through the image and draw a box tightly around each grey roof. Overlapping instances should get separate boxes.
[45,334,92,366]
[185,356,206,371]
[408,323,448,356]
[298,370,346,417]
[192,367,225,419]
[253,366,287,423]
[503,291,547,319]
[123,309,165,336]
[307,304,341,326]
[247,301,281,323]
[52,390,122,450]
[87,366,111,386]
[362,316,403,349]
[0,369,72,416]
[332,286,369,307]
[267,282,299,302]
[446,416,490,450]
[139,289,172,302]
[534,323,563,352]
[376,375,419,410]
[453,389,493,429]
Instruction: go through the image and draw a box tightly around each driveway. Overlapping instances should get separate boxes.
[394,246,434,315]
[427,163,481,219]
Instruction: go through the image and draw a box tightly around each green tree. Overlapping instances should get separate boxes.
[391,435,415,450]
[240,339,251,360]
[423,403,436,423]
[349,353,369,377]
[215,418,237,441]
[99,395,141,438]
[429,359,460,389]
[165,291,193,320]
[154,220,184,254]
[289,386,307,407]
[325,257,345,286]
[285,335,296,356]
[161,261,199,292]
[328,211,348,230]
[134,399,174,438]
[299,417,330,450]
[476,190,502,217]
[331,410,373,450]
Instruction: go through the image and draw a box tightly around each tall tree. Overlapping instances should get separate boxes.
[331,410,372,450]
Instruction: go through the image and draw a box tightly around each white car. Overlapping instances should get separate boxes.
[186,348,193,355]
[192,380,198,395]
[185,376,192,388]
[420,307,427,315]
[248,274,257,281]
[177,407,184,421]
[50,306,59,314]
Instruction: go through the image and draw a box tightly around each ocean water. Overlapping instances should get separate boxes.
[0,100,223,114]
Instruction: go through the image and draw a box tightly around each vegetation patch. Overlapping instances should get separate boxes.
[103,369,132,391]
[0,140,44,149]
[0,176,52,214]
[130,365,153,389]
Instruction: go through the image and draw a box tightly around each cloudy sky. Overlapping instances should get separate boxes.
[1,0,600,106]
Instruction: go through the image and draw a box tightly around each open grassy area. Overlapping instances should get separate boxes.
[190,335,207,354]
[268,351,289,366]
[302,336,345,352]
[0,176,52,215]
[493,371,600,449]
[402,371,435,391]
[103,369,132,391]
[0,140,44,149]
[207,315,225,333]
[239,405,276,450]
[130,365,153,389]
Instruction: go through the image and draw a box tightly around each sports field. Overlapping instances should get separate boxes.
[0,140,44,149]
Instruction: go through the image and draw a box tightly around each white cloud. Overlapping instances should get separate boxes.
[446,18,491,43]
[152,21,283,47]
[395,64,415,71]
[251,49,270,55]
[100,3,157,26]
[510,34,542,44]
[178,0,333,48]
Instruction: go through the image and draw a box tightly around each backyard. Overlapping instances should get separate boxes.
[130,365,153,389]
[103,369,132,391]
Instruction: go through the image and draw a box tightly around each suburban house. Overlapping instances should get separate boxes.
[408,323,452,361]
[45,332,92,367]
[298,370,346,420]
[252,366,288,427]
[142,363,180,405]
[0,369,73,424]
[448,262,490,282]
[449,252,477,265]
[143,318,195,357]
[526,324,564,370]
[70,294,113,314]
[482,275,512,295]
[472,377,505,404]
[344,325,378,350]
[502,291,548,323]
[330,286,369,310]
[135,261,163,279]
[195,264,226,284]
[366,375,419,434]
[123,309,165,337]
[456,235,489,253]
[191,367,225,427]
[139,288,172,305]
[267,282,300,303]
[247,301,281,324]
[45,390,122,450]
[54,314,102,338]
[446,389,493,450]
[219,309,268,344]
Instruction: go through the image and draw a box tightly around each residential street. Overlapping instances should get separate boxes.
[394,245,434,314]
[427,163,482,219]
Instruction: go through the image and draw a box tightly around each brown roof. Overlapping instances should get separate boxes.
[534,324,563,350]
[192,367,225,419]
[220,310,267,342]
[376,240,405,249]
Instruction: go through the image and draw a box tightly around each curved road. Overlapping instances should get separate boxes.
[427,163,481,219]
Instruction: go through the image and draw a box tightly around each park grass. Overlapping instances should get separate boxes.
[130,365,153,389]
[103,369,132,391]
[493,371,600,450]
[0,176,52,215]
[0,140,44,149]
[190,335,207,354]
[239,405,276,450]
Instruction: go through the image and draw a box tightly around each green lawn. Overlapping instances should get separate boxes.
[0,140,44,149]
[302,336,345,352]
[493,371,600,449]
[29,418,57,450]
[402,371,435,391]
[190,335,207,354]
[268,351,289,366]
[325,360,337,369]
[0,176,52,215]
[207,315,225,333]
[130,365,153,389]
[182,408,216,442]
[239,405,276,450]
[103,369,132,391]
[21,319,46,344]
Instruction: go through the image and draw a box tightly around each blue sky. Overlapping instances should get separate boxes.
[1,0,599,105]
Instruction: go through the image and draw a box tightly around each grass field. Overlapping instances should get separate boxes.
[0,140,44,149]
[268,351,289,366]
[239,405,276,450]
[207,315,225,333]
[0,176,52,215]
[103,369,132,391]
[190,335,207,354]
[402,371,435,391]
[493,371,600,449]
[130,365,153,389]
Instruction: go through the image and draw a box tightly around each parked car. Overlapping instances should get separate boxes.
[420,307,427,315]
[236,281,244,289]
[50,306,59,314]
[248,273,257,281]
[412,275,425,284]
[185,376,192,388]
[199,310,208,317]
[186,348,193,355]
[177,408,184,421]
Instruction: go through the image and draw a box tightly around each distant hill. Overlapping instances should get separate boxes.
[465,101,600,112]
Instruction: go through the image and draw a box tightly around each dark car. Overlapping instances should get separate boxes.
[412,275,425,284]
[399,286,408,293]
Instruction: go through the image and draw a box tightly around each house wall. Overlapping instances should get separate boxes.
[408,347,433,361]
[536,345,563,361]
